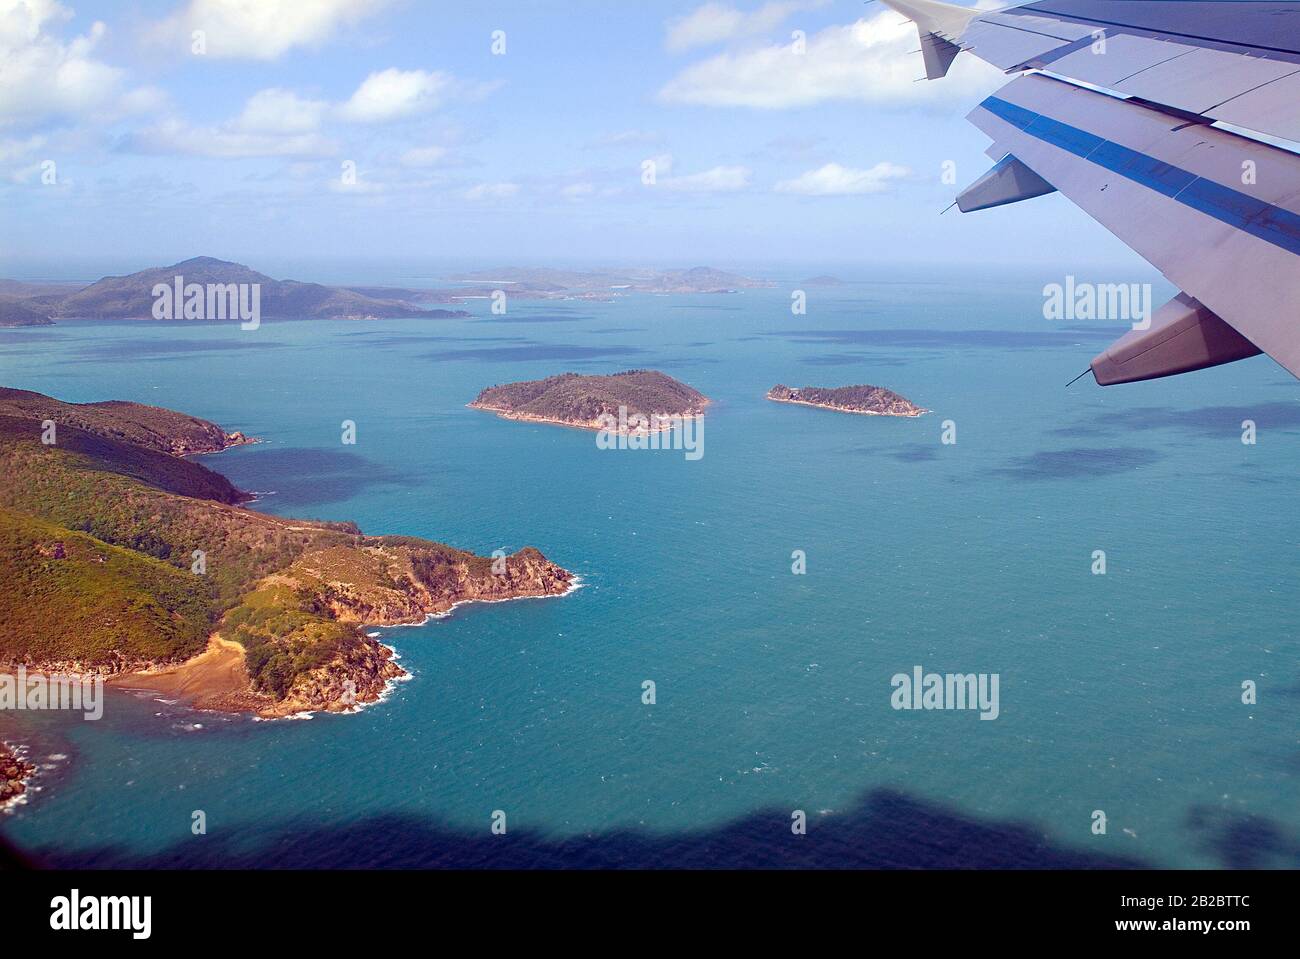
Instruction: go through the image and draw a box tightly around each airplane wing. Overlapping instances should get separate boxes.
[882,0,1300,385]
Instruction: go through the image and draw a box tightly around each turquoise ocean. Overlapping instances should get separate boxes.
[1,265,1296,868]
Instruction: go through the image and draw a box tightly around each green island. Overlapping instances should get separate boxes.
[766,383,926,418]
[470,370,709,431]
[0,388,572,717]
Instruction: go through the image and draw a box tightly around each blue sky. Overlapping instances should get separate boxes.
[0,0,1151,277]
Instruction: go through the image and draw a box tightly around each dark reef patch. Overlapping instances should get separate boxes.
[992,446,1161,481]
[766,328,1116,349]
[71,338,287,362]
[421,344,646,363]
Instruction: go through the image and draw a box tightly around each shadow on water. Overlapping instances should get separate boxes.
[1184,806,1300,869]
[420,343,646,363]
[473,314,592,325]
[764,328,1118,349]
[800,352,915,367]
[69,338,287,363]
[214,447,418,508]
[16,788,1151,869]
[1054,403,1300,440]
[990,447,1162,481]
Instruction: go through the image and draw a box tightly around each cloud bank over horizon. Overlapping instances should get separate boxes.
[0,0,1141,270]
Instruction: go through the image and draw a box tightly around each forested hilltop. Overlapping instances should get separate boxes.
[471,370,709,430]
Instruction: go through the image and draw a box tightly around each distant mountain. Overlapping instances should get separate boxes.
[451,265,774,295]
[0,257,471,323]
[0,279,82,297]
[471,370,709,430]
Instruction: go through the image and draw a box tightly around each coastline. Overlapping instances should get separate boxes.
[468,401,708,433]
[105,574,585,722]
[767,395,928,418]
[403,571,585,624]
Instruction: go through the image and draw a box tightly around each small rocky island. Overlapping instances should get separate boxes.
[471,370,709,431]
[767,384,926,417]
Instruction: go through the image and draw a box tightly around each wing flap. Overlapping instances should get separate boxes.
[886,1,1300,144]
[1113,45,1300,114]
[1040,34,1196,87]
[969,73,1300,378]
[1213,71,1300,142]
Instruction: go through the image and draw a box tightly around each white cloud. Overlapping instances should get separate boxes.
[128,116,335,158]
[0,0,131,126]
[235,88,329,134]
[775,161,909,195]
[561,181,595,199]
[666,1,825,53]
[659,12,1001,108]
[399,145,449,167]
[146,0,392,60]
[645,152,674,176]
[329,172,384,194]
[589,129,663,148]
[0,133,46,162]
[124,85,340,157]
[337,68,452,123]
[661,164,751,192]
[116,86,171,116]
[121,69,480,159]
[465,181,519,201]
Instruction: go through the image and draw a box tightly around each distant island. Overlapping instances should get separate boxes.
[0,260,778,326]
[767,384,926,417]
[800,275,845,287]
[471,370,709,431]
[0,387,573,718]
[0,256,471,325]
[450,266,774,296]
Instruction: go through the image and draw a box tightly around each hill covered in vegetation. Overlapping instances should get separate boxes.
[0,257,470,322]
[0,295,56,327]
[0,389,572,716]
[471,370,709,430]
[0,386,254,456]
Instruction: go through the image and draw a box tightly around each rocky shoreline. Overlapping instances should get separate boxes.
[1,742,35,808]
[105,545,576,719]
[468,401,704,433]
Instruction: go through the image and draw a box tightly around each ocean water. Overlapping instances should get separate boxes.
[1,266,1297,868]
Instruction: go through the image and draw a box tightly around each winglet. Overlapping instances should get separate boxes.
[879,0,980,78]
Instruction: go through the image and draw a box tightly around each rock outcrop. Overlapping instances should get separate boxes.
[0,743,34,806]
